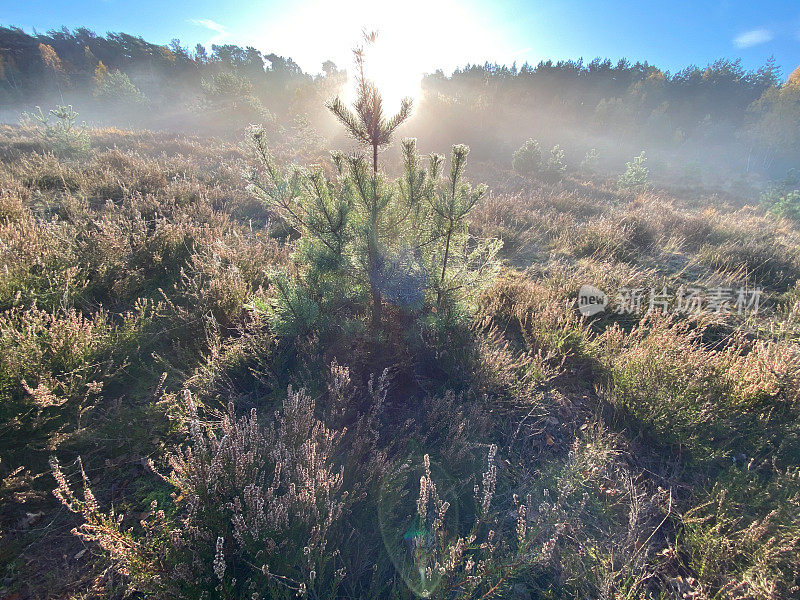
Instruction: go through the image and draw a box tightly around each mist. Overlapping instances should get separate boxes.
[2,25,798,190]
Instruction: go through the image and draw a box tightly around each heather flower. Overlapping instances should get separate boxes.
[213,536,226,581]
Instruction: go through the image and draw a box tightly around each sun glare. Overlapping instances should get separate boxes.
[266,0,516,111]
[347,31,425,111]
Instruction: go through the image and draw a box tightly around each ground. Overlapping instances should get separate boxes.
[1,124,798,599]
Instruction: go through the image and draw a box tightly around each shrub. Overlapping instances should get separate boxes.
[52,386,349,599]
[199,72,270,124]
[379,446,571,599]
[0,208,85,310]
[617,151,649,192]
[593,312,800,599]
[248,36,500,336]
[599,316,800,466]
[553,215,642,262]
[769,189,800,221]
[512,140,567,181]
[92,65,147,106]
[0,302,153,464]
[512,138,543,177]
[695,216,800,290]
[249,135,499,339]
[21,104,90,157]
[54,408,587,600]
[761,172,800,222]
[680,467,800,600]
[545,144,567,180]
[580,148,600,174]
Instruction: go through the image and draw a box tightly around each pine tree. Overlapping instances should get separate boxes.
[92,64,146,106]
[618,151,649,191]
[426,144,487,307]
[326,31,412,325]
[512,139,542,177]
[327,31,412,176]
[581,148,600,174]
[546,144,567,180]
[248,34,498,336]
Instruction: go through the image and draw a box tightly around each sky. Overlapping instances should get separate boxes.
[2,0,799,82]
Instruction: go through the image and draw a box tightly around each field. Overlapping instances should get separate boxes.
[0,107,798,600]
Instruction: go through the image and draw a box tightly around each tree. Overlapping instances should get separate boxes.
[327,31,412,177]
[545,144,567,180]
[618,151,649,191]
[746,81,800,171]
[424,143,488,307]
[92,62,147,105]
[325,31,412,325]
[39,43,66,102]
[194,44,208,64]
[92,60,107,87]
[761,170,800,222]
[201,71,254,109]
[248,34,498,335]
[24,103,90,156]
[512,139,543,178]
[322,60,338,77]
[789,64,800,86]
[581,148,600,174]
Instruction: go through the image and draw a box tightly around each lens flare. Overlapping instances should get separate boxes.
[378,455,459,598]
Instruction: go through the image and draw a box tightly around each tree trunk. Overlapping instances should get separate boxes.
[368,231,382,327]
[437,225,453,308]
[371,277,382,327]
[370,140,381,327]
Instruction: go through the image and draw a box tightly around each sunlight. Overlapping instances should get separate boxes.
[347,30,425,110]
[8,3,800,598]
[264,0,515,111]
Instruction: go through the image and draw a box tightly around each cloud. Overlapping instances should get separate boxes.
[191,19,228,47]
[733,28,773,49]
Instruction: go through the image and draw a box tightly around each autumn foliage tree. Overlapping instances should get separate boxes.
[38,43,66,102]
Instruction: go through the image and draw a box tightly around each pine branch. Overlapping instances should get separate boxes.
[327,97,369,143]
[382,97,413,142]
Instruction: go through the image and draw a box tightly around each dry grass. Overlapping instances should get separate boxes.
[0,124,799,600]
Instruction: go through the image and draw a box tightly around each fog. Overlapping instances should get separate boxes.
[2,25,798,188]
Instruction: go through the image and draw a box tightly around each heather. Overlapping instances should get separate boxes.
[0,37,799,600]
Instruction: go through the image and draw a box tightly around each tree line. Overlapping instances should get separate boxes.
[2,25,798,176]
[415,57,799,176]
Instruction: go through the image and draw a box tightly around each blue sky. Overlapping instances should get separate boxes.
[2,0,798,78]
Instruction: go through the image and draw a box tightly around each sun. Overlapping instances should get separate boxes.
[265,0,511,111]
[351,31,425,112]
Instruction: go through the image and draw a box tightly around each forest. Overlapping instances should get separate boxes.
[2,25,800,176]
[1,22,799,600]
